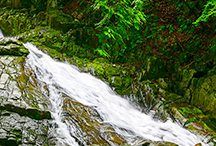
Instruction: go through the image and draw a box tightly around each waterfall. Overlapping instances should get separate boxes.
[23,42,207,146]
[0,29,4,37]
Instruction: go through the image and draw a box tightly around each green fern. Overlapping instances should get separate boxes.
[92,0,146,61]
[193,0,216,25]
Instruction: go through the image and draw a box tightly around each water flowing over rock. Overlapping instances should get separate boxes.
[0,31,54,146]
[0,27,213,145]
[23,42,207,146]
[0,29,3,38]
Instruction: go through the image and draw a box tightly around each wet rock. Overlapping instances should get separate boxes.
[172,67,196,96]
[61,98,127,145]
[0,56,51,119]
[170,104,216,146]
[0,37,28,56]
[118,140,178,146]
[0,37,22,45]
[190,75,216,119]
[0,54,55,145]
[0,111,51,146]
[47,10,75,33]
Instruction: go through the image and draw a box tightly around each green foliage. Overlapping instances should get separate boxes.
[167,24,174,34]
[92,0,146,62]
[94,48,110,58]
[193,0,216,25]
[35,0,47,13]
[20,0,33,8]
[184,117,196,126]
[57,0,73,6]
[158,26,165,33]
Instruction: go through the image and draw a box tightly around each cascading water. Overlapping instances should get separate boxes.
[0,29,4,37]
[23,42,207,146]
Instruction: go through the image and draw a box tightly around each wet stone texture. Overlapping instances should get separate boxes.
[0,37,28,56]
[0,111,52,146]
[0,56,53,146]
[62,98,126,146]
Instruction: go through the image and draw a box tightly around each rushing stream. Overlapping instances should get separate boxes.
[0,26,206,145]
[0,29,3,38]
[21,42,207,146]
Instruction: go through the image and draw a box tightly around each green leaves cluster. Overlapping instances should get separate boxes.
[193,0,216,25]
[92,0,146,62]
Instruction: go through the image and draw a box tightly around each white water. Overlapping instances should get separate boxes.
[0,29,4,37]
[24,43,207,146]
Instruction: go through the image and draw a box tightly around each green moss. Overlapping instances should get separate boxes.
[33,43,64,60]
[177,106,203,117]
[105,66,118,76]
[178,107,191,116]
[184,117,197,126]
[140,56,167,80]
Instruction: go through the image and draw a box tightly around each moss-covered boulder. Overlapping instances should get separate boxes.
[0,37,28,55]
[209,36,216,62]
[0,8,33,36]
[171,67,197,96]
[140,55,167,80]
[190,75,216,118]
[0,8,76,36]
[0,0,35,8]
[46,10,75,33]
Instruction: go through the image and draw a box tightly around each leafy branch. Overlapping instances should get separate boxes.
[92,0,146,61]
[193,0,216,25]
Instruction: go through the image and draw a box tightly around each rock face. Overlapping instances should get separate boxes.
[0,4,215,145]
[190,75,216,118]
[0,7,75,37]
[0,37,28,56]
[0,55,54,146]
[0,35,55,146]
[0,112,52,146]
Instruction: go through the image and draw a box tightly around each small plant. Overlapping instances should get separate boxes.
[92,0,146,62]
[193,0,216,25]
[167,24,174,34]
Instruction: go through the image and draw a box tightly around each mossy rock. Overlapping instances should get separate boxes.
[0,38,29,56]
[0,9,31,36]
[141,55,167,80]
[209,36,216,61]
[190,75,216,119]
[169,104,216,145]
[112,76,123,88]
[32,42,64,60]
[177,105,203,118]
[0,104,51,120]
[172,68,196,96]
[157,78,169,89]
[47,10,75,33]
[105,65,120,76]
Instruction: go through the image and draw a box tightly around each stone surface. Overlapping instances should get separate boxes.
[0,6,215,145]
[0,56,51,118]
[0,37,28,56]
[0,111,52,146]
[190,75,216,118]
[0,55,53,145]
